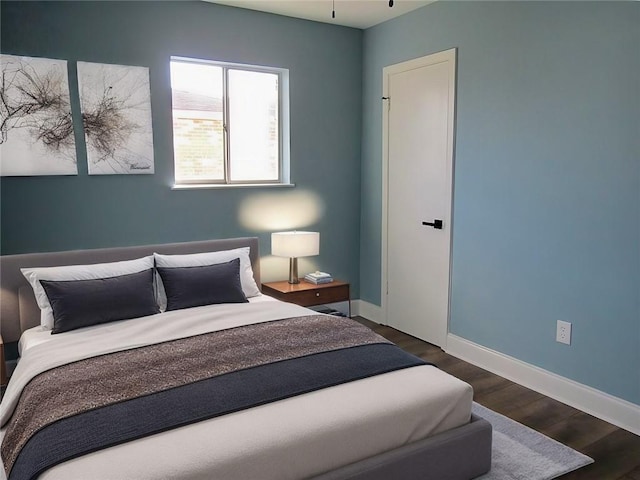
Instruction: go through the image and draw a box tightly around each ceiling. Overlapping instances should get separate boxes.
[206,0,434,29]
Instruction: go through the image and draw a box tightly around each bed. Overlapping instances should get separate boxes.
[0,237,492,480]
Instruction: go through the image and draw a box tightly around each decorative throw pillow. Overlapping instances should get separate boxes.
[41,268,159,334]
[154,247,260,311]
[21,256,156,330]
[157,258,248,311]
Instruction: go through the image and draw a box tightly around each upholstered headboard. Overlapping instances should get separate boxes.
[0,237,261,343]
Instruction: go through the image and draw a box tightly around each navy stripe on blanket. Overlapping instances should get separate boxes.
[10,343,426,480]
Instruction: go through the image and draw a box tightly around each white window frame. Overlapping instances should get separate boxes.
[171,56,292,189]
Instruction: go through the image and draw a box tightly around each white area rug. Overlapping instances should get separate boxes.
[472,403,594,480]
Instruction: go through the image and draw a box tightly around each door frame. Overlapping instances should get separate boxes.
[381,48,457,346]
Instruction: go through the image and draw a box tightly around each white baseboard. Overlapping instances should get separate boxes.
[352,300,384,323]
[446,334,640,436]
[283,298,639,436]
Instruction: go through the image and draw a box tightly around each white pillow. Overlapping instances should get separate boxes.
[21,256,155,330]
[154,247,261,311]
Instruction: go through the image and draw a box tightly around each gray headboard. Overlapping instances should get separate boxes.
[0,237,261,343]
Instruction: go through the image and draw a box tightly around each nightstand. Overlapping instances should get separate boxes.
[1,333,6,387]
[262,280,351,317]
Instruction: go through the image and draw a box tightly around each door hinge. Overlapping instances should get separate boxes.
[382,96,390,110]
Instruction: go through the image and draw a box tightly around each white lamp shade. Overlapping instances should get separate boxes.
[272,231,319,258]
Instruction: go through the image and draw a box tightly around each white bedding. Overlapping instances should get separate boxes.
[1,296,473,480]
[16,293,278,355]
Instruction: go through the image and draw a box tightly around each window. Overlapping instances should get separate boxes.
[170,57,289,186]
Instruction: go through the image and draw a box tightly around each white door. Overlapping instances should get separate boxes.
[383,49,456,347]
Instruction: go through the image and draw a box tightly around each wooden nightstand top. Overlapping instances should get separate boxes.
[262,279,348,294]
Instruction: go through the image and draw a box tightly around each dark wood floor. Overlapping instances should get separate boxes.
[354,316,640,480]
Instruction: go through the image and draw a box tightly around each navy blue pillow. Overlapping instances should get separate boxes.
[157,258,248,311]
[41,268,159,334]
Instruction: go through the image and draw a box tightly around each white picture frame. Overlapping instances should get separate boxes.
[77,61,154,175]
[0,54,78,176]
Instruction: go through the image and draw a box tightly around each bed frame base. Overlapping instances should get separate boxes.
[313,414,492,480]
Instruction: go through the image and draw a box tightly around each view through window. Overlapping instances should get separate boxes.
[170,59,282,184]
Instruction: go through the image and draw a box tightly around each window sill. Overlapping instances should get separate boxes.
[172,183,295,190]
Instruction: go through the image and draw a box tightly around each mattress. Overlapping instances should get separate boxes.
[1,296,473,480]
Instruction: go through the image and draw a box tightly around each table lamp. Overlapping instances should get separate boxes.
[271,231,320,284]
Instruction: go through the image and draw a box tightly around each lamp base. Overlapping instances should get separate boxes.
[288,257,299,284]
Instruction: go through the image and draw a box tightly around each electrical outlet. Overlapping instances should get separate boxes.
[556,320,572,345]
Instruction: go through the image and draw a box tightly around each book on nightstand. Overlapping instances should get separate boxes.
[304,271,333,284]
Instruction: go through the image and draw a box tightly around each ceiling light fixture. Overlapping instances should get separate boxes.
[389,0,394,6]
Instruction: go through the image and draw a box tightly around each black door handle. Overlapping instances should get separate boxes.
[422,219,443,229]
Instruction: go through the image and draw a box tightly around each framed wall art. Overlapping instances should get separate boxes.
[77,61,154,175]
[0,54,78,176]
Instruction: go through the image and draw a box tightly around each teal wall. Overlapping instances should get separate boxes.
[2,1,639,405]
[361,1,639,404]
[0,1,362,292]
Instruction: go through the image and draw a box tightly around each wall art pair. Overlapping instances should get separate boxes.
[0,55,154,176]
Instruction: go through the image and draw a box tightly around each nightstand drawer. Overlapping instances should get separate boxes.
[288,284,350,307]
[261,280,351,315]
